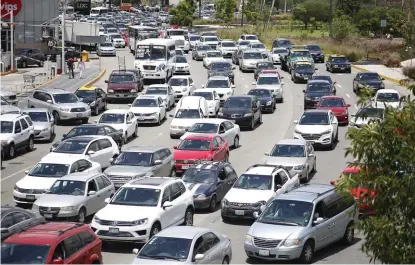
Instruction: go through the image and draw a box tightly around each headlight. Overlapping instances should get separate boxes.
[222,198,229,206]
[322,129,332,135]
[131,89,137,93]
[266,101,272,105]
[253,200,266,207]
[14,185,19,191]
[182,87,188,92]
[197,194,206,199]
[41,127,49,132]
[284,238,302,247]
[90,101,96,106]
[294,129,302,134]
[171,126,178,129]
[295,73,301,77]
[227,91,232,96]
[108,89,114,93]
[294,165,305,170]
[60,107,70,112]
[209,103,214,107]
[61,206,76,211]
[93,216,101,223]
[218,112,223,116]
[343,109,348,115]
[133,218,148,225]
[244,113,252,117]
[245,234,253,244]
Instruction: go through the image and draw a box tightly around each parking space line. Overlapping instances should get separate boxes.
[337,84,342,88]
[1,165,34,182]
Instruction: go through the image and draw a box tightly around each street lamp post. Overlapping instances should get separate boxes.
[1,11,15,71]
[61,1,67,74]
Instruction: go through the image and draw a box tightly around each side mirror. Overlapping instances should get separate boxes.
[153,160,162,165]
[264,152,270,156]
[281,81,285,85]
[173,145,178,149]
[308,153,315,157]
[219,129,226,134]
[351,114,355,117]
[302,89,305,93]
[333,81,337,84]
[253,212,259,219]
[201,85,205,88]
[194,254,204,261]
[163,201,173,209]
[62,134,67,137]
[94,120,98,123]
[109,158,114,164]
[127,121,132,124]
[275,184,282,191]
[293,120,298,124]
[132,248,139,255]
[314,68,318,70]
[52,259,64,265]
[105,80,109,83]
[231,84,235,88]
[47,100,53,104]
[1,227,9,233]
[104,198,110,203]
[280,76,284,79]
[330,180,336,185]
[346,104,351,107]
[313,217,325,225]
[87,150,95,155]
[127,104,132,107]
[252,82,256,85]
[332,120,338,124]
[88,190,96,196]
[260,205,266,212]
[381,78,385,80]
[24,170,29,174]
[232,66,236,70]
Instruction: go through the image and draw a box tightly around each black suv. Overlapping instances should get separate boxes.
[305,44,325,63]
[353,72,385,94]
[208,61,235,83]
[218,95,262,130]
[303,80,336,110]
[291,63,315,83]
[326,55,351,73]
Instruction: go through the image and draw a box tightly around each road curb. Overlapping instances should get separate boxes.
[0,69,18,76]
[351,64,402,85]
[84,68,106,86]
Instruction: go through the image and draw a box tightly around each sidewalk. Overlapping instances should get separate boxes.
[351,64,409,86]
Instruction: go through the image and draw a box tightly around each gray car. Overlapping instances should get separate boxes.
[32,172,115,223]
[132,226,232,264]
[1,97,21,115]
[245,184,357,263]
[0,90,18,105]
[253,73,284,103]
[22,108,55,142]
[192,44,212,61]
[104,146,175,189]
[1,206,45,241]
[264,139,316,183]
[239,49,268,72]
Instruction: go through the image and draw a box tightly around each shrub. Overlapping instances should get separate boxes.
[332,15,356,41]
[382,52,401,67]
[403,66,415,79]
[344,50,360,62]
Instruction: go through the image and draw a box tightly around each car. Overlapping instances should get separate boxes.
[51,124,124,151]
[293,109,339,150]
[22,108,55,142]
[326,55,351,73]
[247,88,275,113]
[192,90,221,117]
[254,61,275,80]
[238,34,260,44]
[269,47,289,64]
[174,48,185,56]
[239,49,267,72]
[13,156,102,205]
[201,76,235,106]
[207,61,235,84]
[189,34,201,50]
[248,42,267,53]
[97,109,138,141]
[311,75,335,86]
[237,40,251,50]
[169,76,196,101]
[218,95,262,130]
[253,73,284,103]
[97,42,117,56]
[15,48,45,68]
[46,135,119,168]
[170,55,191,74]
[244,184,357,263]
[91,177,194,243]
[281,47,314,73]
[144,84,175,110]
[372,89,401,109]
[264,139,317,183]
[1,96,21,115]
[1,206,45,241]
[221,164,300,221]
[192,44,212,61]
[353,72,385,93]
[315,96,351,125]
[217,40,238,57]
[19,88,91,124]
[348,106,385,129]
[203,50,224,68]
[271,38,293,49]
[128,95,167,125]
[32,172,115,223]
[198,35,220,49]
[180,119,241,148]
[303,80,336,110]
[305,44,325,63]
[74,85,108,116]
[131,226,233,264]
[105,70,143,102]
[1,222,103,264]
[0,90,18,105]
[182,161,238,211]
[104,146,176,188]
[0,113,35,159]
[291,62,315,83]
[232,49,243,65]
[109,33,125,47]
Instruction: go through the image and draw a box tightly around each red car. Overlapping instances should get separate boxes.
[173,135,229,174]
[1,222,103,264]
[331,166,376,215]
[316,96,351,125]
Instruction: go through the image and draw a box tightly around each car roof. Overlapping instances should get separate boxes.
[34,88,71,94]
[22,108,49,113]
[276,138,307,145]
[304,109,330,114]
[156,226,211,239]
[307,80,331,84]
[208,75,229,80]
[102,109,129,114]
[126,177,176,188]
[123,146,164,152]
[376,89,399,94]
[148,84,169,88]
[278,184,334,203]
[0,113,27,121]
[59,172,102,182]
[243,49,261,53]
[245,165,276,175]
[39,155,92,164]
[136,95,160,100]
[64,135,107,141]
[183,134,215,140]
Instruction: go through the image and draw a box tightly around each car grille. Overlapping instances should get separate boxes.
[98,219,136,226]
[143,65,156,70]
[70,107,86,112]
[301,133,322,140]
[6,95,16,100]
[253,237,281,248]
[39,206,60,214]
[16,187,44,194]
[35,130,41,135]
[134,113,154,117]
[108,175,133,181]
[218,94,224,98]
[97,231,134,237]
[230,202,253,207]
[231,114,242,118]
[14,196,36,202]
[175,159,197,164]
[114,89,131,94]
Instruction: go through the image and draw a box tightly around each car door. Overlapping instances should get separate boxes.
[85,178,102,214]
[168,86,175,105]
[158,149,171,176]
[19,118,31,145]
[306,143,315,173]
[220,121,233,145]
[158,97,166,118]
[13,120,25,148]
[30,91,46,108]
[77,231,99,264]
[170,182,188,224]
[159,185,176,228]
[211,137,221,161]
[125,112,134,137]
[189,77,195,93]
[163,148,174,175]
[98,139,114,168]
[330,112,339,136]
[272,172,286,198]
[151,151,164,176]
[224,165,238,191]
[326,56,332,69]
[218,123,229,144]
[312,201,333,250]
[62,234,85,264]
[216,168,227,200]
[279,170,297,191]
[212,91,220,111]
[202,232,223,263]
[94,174,112,210]
[353,73,360,88]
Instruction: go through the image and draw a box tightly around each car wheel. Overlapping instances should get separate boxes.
[299,241,314,263]
[258,112,262,124]
[225,152,229,163]
[117,139,123,150]
[149,222,161,238]
[271,104,275,113]
[326,65,329,71]
[170,168,176,178]
[233,136,239,148]
[48,129,54,143]
[133,126,139,138]
[157,114,161,126]
[26,136,34,152]
[53,111,60,125]
[7,143,15,158]
[311,158,317,173]
[222,257,229,264]
[208,195,217,212]
[250,117,255,130]
[341,223,355,245]
[183,207,194,226]
[77,207,86,223]
[221,214,231,222]
[81,118,89,124]
[330,136,335,150]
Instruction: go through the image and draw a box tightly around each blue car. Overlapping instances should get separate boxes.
[247,88,275,113]
[182,162,238,212]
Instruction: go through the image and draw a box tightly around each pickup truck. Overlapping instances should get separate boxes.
[105,70,144,103]
[280,48,314,73]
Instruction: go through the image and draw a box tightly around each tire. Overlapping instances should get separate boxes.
[53,111,60,125]
[48,129,54,143]
[94,107,99,116]
[133,126,139,138]
[26,136,34,152]
[335,130,339,142]
[77,207,86,223]
[222,256,229,264]
[170,168,177,178]
[311,158,317,173]
[341,223,355,245]
[208,195,217,212]
[330,137,335,150]
[149,222,161,238]
[301,167,309,183]
[81,118,89,124]
[157,114,161,126]
[298,241,314,263]
[224,152,229,163]
[183,207,193,226]
[233,136,239,148]
[271,104,275,113]
[250,117,255,130]
[221,214,230,222]
[117,139,123,150]
[7,143,15,159]
[257,113,262,124]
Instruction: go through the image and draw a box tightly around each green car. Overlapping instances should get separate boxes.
[281,48,314,73]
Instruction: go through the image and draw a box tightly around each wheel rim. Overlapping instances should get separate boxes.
[78,210,85,223]
[347,227,354,242]
[304,245,313,262]
[185,211,193,226]
[9,146,15,157]
[29,138,34,150]
[222,259,229,264]
[170,170,176,178]
[234,137,239,148]
[151,226,159,237]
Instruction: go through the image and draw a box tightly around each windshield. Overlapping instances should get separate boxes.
[110,75,134,83]
[192,91,213,100]
[111,187,160,206]
[206,80,229,88]
[27,112,48,122]
[100,42,113,47]
[234,174,272,190]
[222,42,236,47]
[224,97,251,108]
[276,40,292,47]
[28,163,69,177]
[54,140,89,154]
[360,73,381,81]
[132,98,158,107]
[332,57,347,63]
[66,127,99,138]
[312,76,332,83]
[111,34,122,38]
[178,138,211,150]
[292,51,310,57]
[175,56,187,63]
[175,50,184,56]
[307,45,322,52]
[251,43,265,49]
[75,90,95,98]
[239,41,250,46]
[138,236,192,261]
[1,243,50,264]
[207,52,221,57]
[189,123,218,133]
[248,89,271,97]
[257,63,273,69]
[47,180,85,195]
[376,93,399,102]
[273,49,287,54]
[319,98,345,107]
[53,93,79,103]
[99,113,125,123]
[190,36,200,41]
[356,108,384,118]
[211,62,231,71]
[307,83,331,92]
[169,78,188,86]
[257,76,280,85]
[183,168,217,184]
[299,113,329,125]
[1,121,13,133]
[136,45,166,60]
[113,152,152,166]
[271,144,305,157]
[295,64,313,72]
[246,36,257,40]
[205,37,218,42]
[243,52,262,59]
[175,109,201,118]
[169,30,184,36]
[197,45,211,51]
[258,200,313,227]
[146,87,167,95]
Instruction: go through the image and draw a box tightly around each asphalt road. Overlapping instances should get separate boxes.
[1,46,409,264]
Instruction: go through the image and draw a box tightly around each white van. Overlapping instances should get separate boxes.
[169,96,208,139]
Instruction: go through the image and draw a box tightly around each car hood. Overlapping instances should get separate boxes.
[242,59,264,65]
[173,63,189,67]
[132,258,182,264]
[204,57,223,62]
[259,97,273,103]
[34,122,50,130]
[129,107,160,114]
[80,97,96,104]
[170,85,189,92]
[108,83,135,89]
[185,182,214,196]
[96,204,160,221]
[255,84,283,90]
[225,188,274,203]
[1,105,21,114]
[35,194,85,207]
[42,152,85,161]
[59,102,89,109]
[295,124,332,133]
[100,47,115,50]
[112,38,124,41]
[0,133,14,141]
[305,92,332,99]
[16,175,61,190]
[265,156,307,166]
[248,221,304,240]
[170,118,201,128]
[222,108,250,115]
[204,87,232,94]
[209,69,232,75]
[104,165,151,175]
[174,150,211,160]
[317,106,347,114]
[374,101,400,109]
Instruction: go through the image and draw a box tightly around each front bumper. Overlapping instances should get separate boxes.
[141,70,168,80]
[221,50,236,57]
[293,132,333,146]
[13,190,44,204]
[241,63,257,71]
[221,205,260,219]
[91,220,151,242]
[244,242,303,261]
[173,68,190,74]
[34,129,52,140]
[193,195,212,209]
[99,50,116,55]
[334,113,349,125]
[113,42,125,47]
[311,54,324,62]
[260,102,274,111]
[59,110,91,121]
[107,92,138,99]
[293,74,312,83]
[173,90,188,100]
[170,127,188,137]
[331,65,351,72]
[33,206,79,219]
[136,114,160,124]
[219,115,253,127]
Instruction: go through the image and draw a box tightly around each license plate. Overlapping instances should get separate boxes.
[44,214,53,219]
[304,77,309,80]
[76,114,82,117]
[138,117,145,120]
[259,249,270,256]
[182,165,189,169]
[235,210,244,215]
[26,195,35,200]
[341,68,345,70]
[308,141,315,144]
[109,227,119,233]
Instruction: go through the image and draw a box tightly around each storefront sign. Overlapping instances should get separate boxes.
[75,0,91,16]
[0,0,22,19]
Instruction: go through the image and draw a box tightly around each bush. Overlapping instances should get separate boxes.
[345,50,360,62]
[382,52,401,67]
[403,66,415,79]
[332,15,356,41]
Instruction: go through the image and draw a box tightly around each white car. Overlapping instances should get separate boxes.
[192,89,220,117]
[144,84,175,110]
[203,51,224,68]
[180,119,241,148]
[189,34,200,50]
[97,109,138,141]
[269,47,288,64]
[198,36,220,49]
[97,42,116,56]
[253,73,284,103]
[221,164,299,220]
[13,156,101,205]
[217,40,238,57]
[248,42,267,53]
[168,76,196,101]
[201,76,235,105]
[22,108,55,142]
[1,96,21,114]
[174,49,185,56]
[109,33,126,48]
[238,34,260,44]
[373,89,401,109]
[91,177,195,242]
[170,55,190,75]
[128,95,167,125]
[45,135,119,168]
[293,109,339,150]
[0,90,18,105]
[237,41,251,50]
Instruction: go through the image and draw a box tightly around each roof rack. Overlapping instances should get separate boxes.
[246,164,288,173]
[291,183,334,198]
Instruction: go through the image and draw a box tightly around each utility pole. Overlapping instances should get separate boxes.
[62,0,67,74]
[10,11,14,71]
[241,0,245,26]
[284,0,287,13]
[329,0,333,37]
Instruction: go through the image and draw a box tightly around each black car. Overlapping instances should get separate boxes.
[1,206,45,241]
[254,61,275,80]
[51,124,124,151]
[208,61,235,83]
[272,38,293,49]
[291,63,315,83]
[305,44,325,63]
[232,49,243,65]
[303,80,336,110]
[247,88,275,113]
[311,75,335,86]
[326,55,351,73]
[74,86,108,116]
[15,48,45,68]
[218,95,262,130]
[182,161,238,212]
[353,72,385,94]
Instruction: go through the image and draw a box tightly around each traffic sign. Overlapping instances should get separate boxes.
[0,0,22,19]
[381,20,387,28]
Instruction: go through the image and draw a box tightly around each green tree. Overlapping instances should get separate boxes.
[215,0,237,24]
[169,1,194,26]
[243,0,261,25]
[336,0,361,16]
[292,0,330,29]
[331,15,356,40]
[337,88,415,264]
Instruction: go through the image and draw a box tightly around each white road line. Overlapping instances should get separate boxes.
[337,84,342,88]
[1,165,34,182]
[346,94,350,98]
[158,133,163,136]
[354,104,358,109]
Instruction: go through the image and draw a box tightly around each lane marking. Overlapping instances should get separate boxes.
[158,133,163,136]
[346,94,350,98]
[1,165,34,182]
[354,104,358,109]
[337,84,342,88]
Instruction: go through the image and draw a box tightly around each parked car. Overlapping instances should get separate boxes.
[1,206,45,241]
[15,48,45,68]
[75,86,108,116]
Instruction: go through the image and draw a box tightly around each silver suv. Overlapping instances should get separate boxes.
[239,49,268,72]
[244,184,357,263]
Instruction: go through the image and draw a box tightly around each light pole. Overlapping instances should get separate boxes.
[61,0,69,74]
[1,11,15,71]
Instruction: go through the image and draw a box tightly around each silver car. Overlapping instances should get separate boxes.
[97,42,117,56]
[245,184,357,263]
[132,226,232,264]
[104,146,175,189]
[239,49,267,72]
[1,96,21,114]
[253,73,284,103]
[22,108,55,142]
[32,172,115,223]
[264,139,316,183]
[0,90,18,105]
[248,43,267,53]
[192,44,212,61]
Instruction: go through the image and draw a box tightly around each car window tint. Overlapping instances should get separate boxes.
[224,121,234,130]
[162,186,172,203]
[203,232,220,247]
[25,116,33,126]
[87,141,100,152]
[20,118,29,130]
[70,162,79,173]
[95,175,107,189]
[177,181,186,194]
[314,201,326,219]
[63,235,83,257]
[99,139,112,149]
[224,166,236,178]
[193,236,206,255]
[164,148,172,157]
[77,160,91,171]
[14,121,21,133]
[170,183,182,200]
[13,212,30,224]
[78,231,95,246]
[1,214,14,228]
[97,128,106,135]
[153,151,161,162]
[325,199,343,218]
[101,174,112,186]
[279,171,289,183]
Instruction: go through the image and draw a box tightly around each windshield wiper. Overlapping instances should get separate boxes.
[141,254,180,261]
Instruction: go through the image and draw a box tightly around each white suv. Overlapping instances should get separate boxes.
[91,177,194,242]
[221,164,299,221]
[0,113,35,158]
